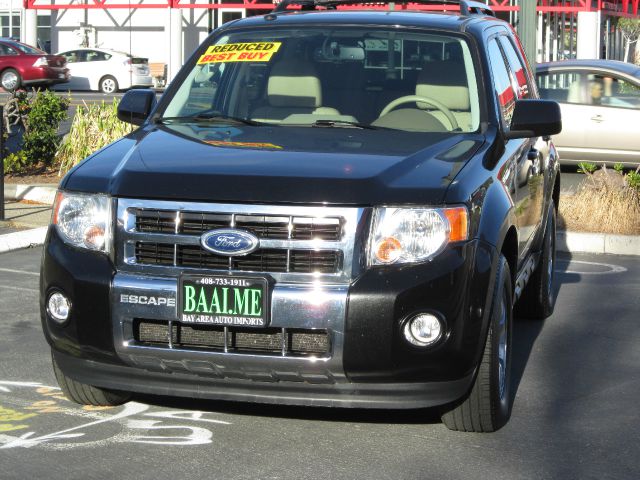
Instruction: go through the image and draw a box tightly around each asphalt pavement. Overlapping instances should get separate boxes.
[0,247,638,480]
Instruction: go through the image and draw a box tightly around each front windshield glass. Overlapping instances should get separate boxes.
[162,26,480,133]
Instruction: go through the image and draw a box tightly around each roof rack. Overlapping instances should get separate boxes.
[272,0,495,16]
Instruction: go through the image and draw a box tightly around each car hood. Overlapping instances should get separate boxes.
[62,124,484,205]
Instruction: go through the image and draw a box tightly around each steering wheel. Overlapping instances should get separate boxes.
[378,95,459,131]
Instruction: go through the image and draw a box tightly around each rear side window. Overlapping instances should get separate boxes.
[487,38,515,125]
[87,51,110,62]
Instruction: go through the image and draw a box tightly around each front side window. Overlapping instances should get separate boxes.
[498,36,532,100]
[487,38,515,125]
[161,27,480,133]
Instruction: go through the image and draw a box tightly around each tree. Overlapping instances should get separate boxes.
[618,18,640,63]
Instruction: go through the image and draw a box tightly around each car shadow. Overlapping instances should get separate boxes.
[510,251,580,404]
[132,392,442,426]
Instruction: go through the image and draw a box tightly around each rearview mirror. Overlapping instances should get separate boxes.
[117,89,157,126]
[504,99,562,140]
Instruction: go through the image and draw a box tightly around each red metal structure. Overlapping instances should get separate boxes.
[19,0,640,15]
[20,0,639,64]
[24,0,640,17]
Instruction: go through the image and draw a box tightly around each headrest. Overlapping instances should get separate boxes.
[416,61,470,111]
[267,60,322,108]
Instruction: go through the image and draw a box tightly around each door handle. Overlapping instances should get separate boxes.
[591,115,604,123]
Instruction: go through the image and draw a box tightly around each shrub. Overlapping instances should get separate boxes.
[2,151,28,174]
[2,90,69,174]
[560,164,640,235]
[56,99,133,175]
[22,90,70,168]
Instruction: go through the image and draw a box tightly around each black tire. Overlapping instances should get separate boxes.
[1,68,21,92]
[441,255,513,432]
[99,75,119,93]
[515,200,557,319]
[52,351,131,406]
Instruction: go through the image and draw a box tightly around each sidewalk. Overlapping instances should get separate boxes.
[2,182,640,255]
[1,184,55,253]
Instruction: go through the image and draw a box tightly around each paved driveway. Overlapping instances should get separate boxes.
[1,247,639,480]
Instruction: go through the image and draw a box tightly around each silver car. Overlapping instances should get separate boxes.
[536,59,640,167]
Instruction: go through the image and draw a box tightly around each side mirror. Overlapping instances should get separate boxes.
[117,89,157,126]
[504,99,562,140]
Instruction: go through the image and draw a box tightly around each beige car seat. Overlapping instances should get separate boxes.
[415,60,472,131]
[251,59,338,122]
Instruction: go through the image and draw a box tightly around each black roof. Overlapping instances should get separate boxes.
[272,0,494,15]
[220,9,502,33]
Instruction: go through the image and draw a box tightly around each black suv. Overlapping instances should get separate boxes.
[40,0,561,432]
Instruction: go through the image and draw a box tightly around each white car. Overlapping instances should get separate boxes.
[54,48,153,93]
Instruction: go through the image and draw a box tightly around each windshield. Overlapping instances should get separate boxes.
[162,26,480,133]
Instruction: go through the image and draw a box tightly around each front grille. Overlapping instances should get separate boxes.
[134,319,329,356]
[118,199,362,283]
[134,242,342,274]
[135,209,342,240]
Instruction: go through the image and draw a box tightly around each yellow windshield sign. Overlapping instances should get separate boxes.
[197,42,282,64]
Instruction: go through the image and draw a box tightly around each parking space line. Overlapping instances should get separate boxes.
[0,285,38,293]
[0,268,39,276]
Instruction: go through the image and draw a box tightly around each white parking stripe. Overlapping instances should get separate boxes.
[0,268,39,276]
[0,285,38,293]
[557,260,628,275]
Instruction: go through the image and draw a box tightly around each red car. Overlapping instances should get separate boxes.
[0,38,69,91]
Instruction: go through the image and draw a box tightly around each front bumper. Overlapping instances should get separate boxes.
[53,349,473,409]
[41,226,498,409]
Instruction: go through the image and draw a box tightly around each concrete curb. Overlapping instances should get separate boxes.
[4,184,57,204]
[0,227,48,254]
[558,231,640,256]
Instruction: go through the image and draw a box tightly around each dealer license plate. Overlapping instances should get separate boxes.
[179,274,268,327]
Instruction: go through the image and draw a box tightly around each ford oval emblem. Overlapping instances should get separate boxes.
[200,229,259,256]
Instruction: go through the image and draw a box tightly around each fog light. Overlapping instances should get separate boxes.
[403,313,443,347]
[47,292,71,324]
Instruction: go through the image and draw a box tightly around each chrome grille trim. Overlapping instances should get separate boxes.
[116,199,365,284]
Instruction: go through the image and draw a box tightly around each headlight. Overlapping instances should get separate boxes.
[52,191,112,253]
[370,206,468,265]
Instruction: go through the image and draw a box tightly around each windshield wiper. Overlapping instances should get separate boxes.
[311,119,381,130]
[156,111,263,126]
